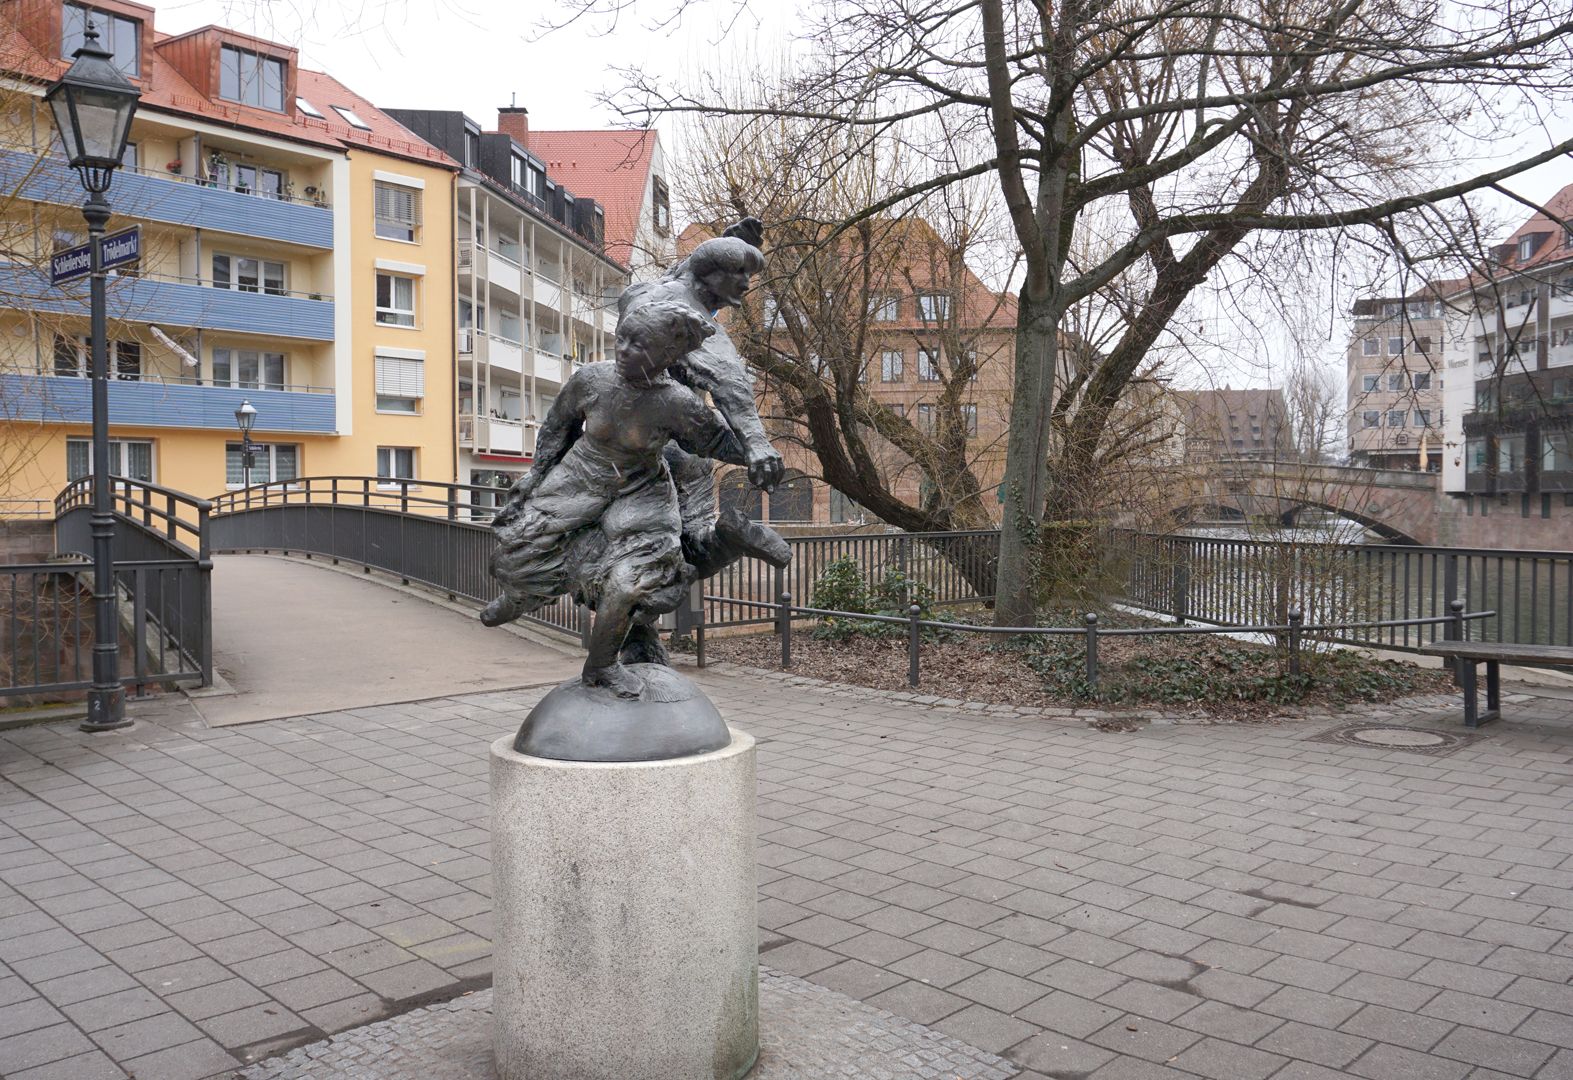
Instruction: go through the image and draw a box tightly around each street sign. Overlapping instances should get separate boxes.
[49,225,140,285]
[50,243,91,284]
[99,226,139,271]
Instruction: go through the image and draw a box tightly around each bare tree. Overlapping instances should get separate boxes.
[579,0,1573,623]
[1284,353,1343,463]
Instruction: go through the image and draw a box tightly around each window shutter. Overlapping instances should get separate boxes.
[375,354,424,397]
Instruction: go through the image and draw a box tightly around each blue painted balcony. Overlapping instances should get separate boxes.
[0,150,333,249]
[0,374,336,434]
[0,264,334,341]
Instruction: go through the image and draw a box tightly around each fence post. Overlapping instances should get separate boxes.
[578,603,593,650]
[1287,608,1303,678]
[778,591,792,669]
[1084,612,1099,693]
[1172,542,1190,625]
[1447,598,1466,645]
[908,602,922,688]
[197,504,213,687]
[694,583,707,669]
[447,486,458,522]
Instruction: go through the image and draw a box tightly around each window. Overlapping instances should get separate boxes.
[296,97,324,119]
[1387,373,1407,391]
[1466,437,1488,473]
[212,348,285,390]
[121,142,138,170]
[219,45,286,112]
[377,447,416,484]
[1500,433,1526,473]
[226,442,297,487]
[465,128,481,169]
[1388,336,1404,355]
[1387,410,1406,428]
[375,272,417,327]
[1362,339,1380,357]
[1544,432,1573,473]
[212,253,285,295]
[375,181,421,242]
[651,176,670,234]
[1362,411,1381,428]
[829,489,862,524]
[917,294,951,321]
[916,403,935,434]
[880,350,903,382]
[62,4,139,76]
[332,105,372,131]
[210,161,286,199]
[67,438,152,482]
[1565,225,1573,249]
[1519,235,1538,262]
[761,296,779,327]
[961,403,978,437]
[1414,410,1431,427]
[965,348,979,381]
[1361,375,1379,392]
[869,293,900,322]
[52,335,139,378]
[917,349,940,382]
[374,352,425,412]
[1476,386,1497,411]
[1412,372,1431,391]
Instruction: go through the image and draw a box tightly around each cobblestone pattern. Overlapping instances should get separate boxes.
[1,666,1573,1079]
[239,968,1019,1080]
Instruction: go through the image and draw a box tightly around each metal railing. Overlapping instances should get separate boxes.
[208,476,585,640]
[711,592,1496,690]
[0,477,213,699]
[124,161,332,208]
[37,371,335,395]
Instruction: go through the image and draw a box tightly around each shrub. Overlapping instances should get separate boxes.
[810,557,938,641]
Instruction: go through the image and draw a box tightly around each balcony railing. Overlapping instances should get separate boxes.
[459,414,538,457]
[0,373,336,433]
[0,264,334,341]
[0,149,333,249]
[123,162,331,208]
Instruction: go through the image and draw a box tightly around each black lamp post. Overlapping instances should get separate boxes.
[235,400,257,492]
[46,20,140,733]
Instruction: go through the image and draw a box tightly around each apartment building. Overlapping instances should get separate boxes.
[1345,290,1447,470]
[527,125,677,280]
[385,108,629,502]
[1439,182,1573,511]
[0,0,458,511]
[1175,388,1292,463]
[710,217,1017,526]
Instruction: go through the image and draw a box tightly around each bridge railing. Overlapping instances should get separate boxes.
[208,476,585,639]
[2,478,212,701]
[1116,530,1573,650]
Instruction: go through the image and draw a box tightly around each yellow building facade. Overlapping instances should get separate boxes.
[0,0,457,515]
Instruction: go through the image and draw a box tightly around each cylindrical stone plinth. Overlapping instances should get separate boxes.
[490,731,758,1080]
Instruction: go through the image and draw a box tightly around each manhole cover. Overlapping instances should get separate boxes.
[1307,722,1477,757]
[1348,727,1448,748]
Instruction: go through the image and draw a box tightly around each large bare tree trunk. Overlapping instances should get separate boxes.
[996,293,1059,625]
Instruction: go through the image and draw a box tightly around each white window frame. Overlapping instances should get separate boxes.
[1362,338,1380,357]
[1361,375,1379,392]
[868,293,900,322]
[375,271,418,328]
[377,446,417,486]
[333,105,373,130]
[374,349,425,414]
[296,97,324,119]
[374,180,422,244]
[917,294,951,321]
[53,335,140,380]
[1387,336,1404,356]
[212,252,286,295]
[67,437,153,482]
[225,442,299,489]
[880,350,903,382]
[961,403,978,437]
[1362,411,1381,428]
[917,349,941,382]
[1412,372,1431,391]
[211,347,287,391]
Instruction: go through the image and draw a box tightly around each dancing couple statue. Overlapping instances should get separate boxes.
[479,219,790,761]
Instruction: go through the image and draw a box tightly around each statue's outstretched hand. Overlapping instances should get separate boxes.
[747,447,784,492]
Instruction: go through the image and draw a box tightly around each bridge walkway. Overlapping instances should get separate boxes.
[189,554,581,727]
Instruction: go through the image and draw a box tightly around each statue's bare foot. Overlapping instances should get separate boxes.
[586,662,644,699]
[717,507,791,568]
[620,625,670,667]
[480,594,522,627]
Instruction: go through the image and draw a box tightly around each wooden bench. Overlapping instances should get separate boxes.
[1416,641,1573,728]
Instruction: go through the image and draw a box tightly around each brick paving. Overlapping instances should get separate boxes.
[1,666,1572,1078]
[238,970,1018,1079]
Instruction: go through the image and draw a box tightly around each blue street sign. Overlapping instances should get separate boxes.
[50,243,91,284]
[99,227,139,271]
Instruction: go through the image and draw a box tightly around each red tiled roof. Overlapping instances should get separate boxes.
[1447,182,1573,294]
[527,129,656,262]
[1,8,453,169]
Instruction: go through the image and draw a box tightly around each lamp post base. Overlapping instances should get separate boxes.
[81,686,129,732]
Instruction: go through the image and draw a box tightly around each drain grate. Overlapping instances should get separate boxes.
[1307,722,1479,757]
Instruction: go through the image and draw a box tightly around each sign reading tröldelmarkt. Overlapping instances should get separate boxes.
[51,225,141,285]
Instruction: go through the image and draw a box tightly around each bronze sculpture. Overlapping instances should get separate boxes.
[481,227,791,758]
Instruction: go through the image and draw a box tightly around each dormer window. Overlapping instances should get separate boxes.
[332,105,372,131]
[220,45,286,112]
[1519,235,1539,262]
[296,97,324,119]
[63,4,139,76]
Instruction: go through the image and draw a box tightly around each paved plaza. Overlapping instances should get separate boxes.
[2,661,1573,1079]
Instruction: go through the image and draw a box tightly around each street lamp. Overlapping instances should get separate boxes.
[235,400,257,492]
[46,19,140,733]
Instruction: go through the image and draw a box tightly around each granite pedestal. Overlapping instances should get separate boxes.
[489,730,758,1080]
